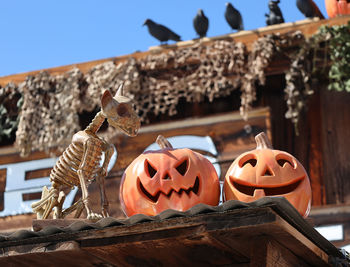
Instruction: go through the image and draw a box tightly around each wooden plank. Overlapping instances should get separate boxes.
[0,213,36,234]
[212,224,329,267]
[0,148,58,165]
[321,89,350,205]
[309,205,350,249]
[273,216,330,266]
[0,241,79,257]
[249,236,309,267]
[25,168,52,180]
[307,90,326,206]
[84,233,249,266]
[310,204,350,218]
[22,192,42,201]
[0,17,349,87]
[0,247,112,266]
[0,169,6,211]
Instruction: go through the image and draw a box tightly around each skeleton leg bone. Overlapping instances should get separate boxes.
[31,186,59,219]
[61,198,84,218]
[97,143,113,217]
[78,138,104,220]
[77,169,102,220]
[96,174,109,217]
[53,191,66,219]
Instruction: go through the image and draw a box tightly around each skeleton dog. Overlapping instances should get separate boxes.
[32,84,140,219]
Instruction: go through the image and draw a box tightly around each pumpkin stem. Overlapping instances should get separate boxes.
[255,132,273,149]
[156,135,173,149]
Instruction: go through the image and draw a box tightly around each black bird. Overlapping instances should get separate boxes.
[143,19,181,45]
[265,0,285,26]
[193,9,209,38]
[296,0,325,19]
[225,2,244,31]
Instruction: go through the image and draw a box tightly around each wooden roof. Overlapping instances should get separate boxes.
[0,16,349,87]
[0,198,347,266]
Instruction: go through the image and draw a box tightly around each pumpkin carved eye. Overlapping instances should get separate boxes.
[145,160,157,178]
[239,155,257,168]
[276,157,294,168]
[176,159,189,176]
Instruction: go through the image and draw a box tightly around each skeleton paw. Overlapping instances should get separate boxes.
[102,210,109,218]
[87,212,103,220]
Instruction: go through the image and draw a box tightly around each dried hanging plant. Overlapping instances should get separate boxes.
[16,71,80,156]
[284,48,314,134]
[240,34,281,119]
[135,40,246,120]
[241,31,306,120]
[10,40,249,155]
[0,83,22,143]
[284,29,330,133]
[4,31,331,155]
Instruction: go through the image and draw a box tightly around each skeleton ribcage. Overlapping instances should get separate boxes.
[50,142,102,188]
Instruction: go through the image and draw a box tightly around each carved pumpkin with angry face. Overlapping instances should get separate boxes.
[224,132,312,217]
[120,135,220,216]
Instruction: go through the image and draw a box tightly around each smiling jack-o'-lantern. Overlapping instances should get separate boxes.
[325,0,350,18]
[224,132,311,217]
[120,135,220,216]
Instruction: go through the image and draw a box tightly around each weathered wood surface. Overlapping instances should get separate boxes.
[0,214,36,234]
[320,89,350,205]
[0,206,332,266]
[32,218,100,232]
[0,16,349,87]
[310,205,350,248]
[250,237,309,267]
[306,90,326,206]
[0,169,6,211]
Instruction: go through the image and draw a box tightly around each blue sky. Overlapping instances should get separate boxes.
[0,0,327,77]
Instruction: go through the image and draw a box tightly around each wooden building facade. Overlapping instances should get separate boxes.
[0,15,350,256]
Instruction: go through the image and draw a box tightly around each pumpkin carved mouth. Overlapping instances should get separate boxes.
[138,177,200,203]
[230,176,304,196]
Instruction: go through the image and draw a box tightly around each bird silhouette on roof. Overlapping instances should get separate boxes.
[143,19,181,45]
[193,9,209,38]
[296,0,325,19]
[225,2,244,31]
[265,0,285,26]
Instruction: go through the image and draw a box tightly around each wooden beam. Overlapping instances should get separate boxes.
[250,236,309,267]
[0,16,349,87]
[0,213,36,234]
